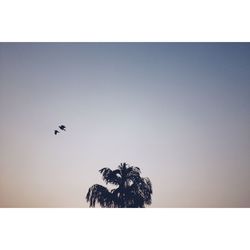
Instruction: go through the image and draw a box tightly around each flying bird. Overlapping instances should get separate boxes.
[54,130,60,135]
[59,125,66,131]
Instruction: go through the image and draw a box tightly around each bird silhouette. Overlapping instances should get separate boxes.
[54,130,60,135]
[59,125,66,131]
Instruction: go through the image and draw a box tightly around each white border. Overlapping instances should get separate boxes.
[0,209,250,250]
[0,0,250,41]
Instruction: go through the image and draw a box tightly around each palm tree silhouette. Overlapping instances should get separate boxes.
[86,162,152,208]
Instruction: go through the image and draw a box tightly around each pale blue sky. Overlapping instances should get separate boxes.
[0,43,249,207]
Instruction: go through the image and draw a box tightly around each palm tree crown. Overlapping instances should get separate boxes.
[86,162,152,208]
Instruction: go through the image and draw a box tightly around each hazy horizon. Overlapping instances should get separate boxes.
[0,43,249,207]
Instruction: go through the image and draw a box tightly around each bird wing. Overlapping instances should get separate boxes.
[59,125,66,130]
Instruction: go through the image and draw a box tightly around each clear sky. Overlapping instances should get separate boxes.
[0,43,249,207]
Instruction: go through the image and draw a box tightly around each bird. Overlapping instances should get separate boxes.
[54,130,60,135]
[59,125,66,131]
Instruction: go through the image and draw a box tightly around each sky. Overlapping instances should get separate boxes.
[0,43,249,207]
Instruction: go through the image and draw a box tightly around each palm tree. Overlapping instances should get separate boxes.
[86,162,152,208]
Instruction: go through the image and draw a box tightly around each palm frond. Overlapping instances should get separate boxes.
[128,177,153,206]
[99,168,121,185]
[127,167,141,180]
[86,184,112,207]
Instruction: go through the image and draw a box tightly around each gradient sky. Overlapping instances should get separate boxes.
[0,43,249,207]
